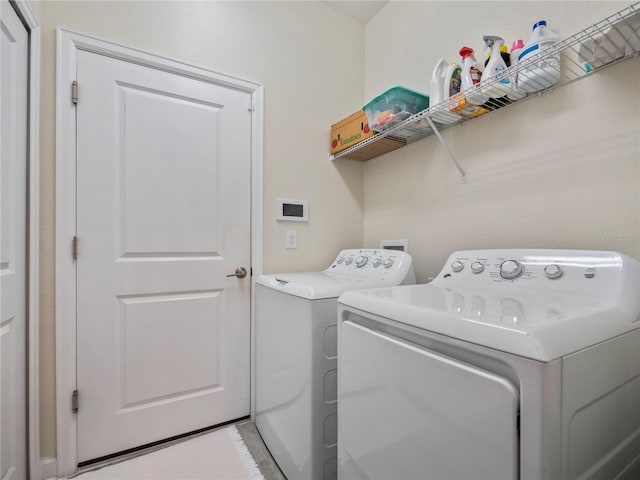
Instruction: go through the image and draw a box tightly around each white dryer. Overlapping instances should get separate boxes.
[337,249,640,480]
[256,249,415,480]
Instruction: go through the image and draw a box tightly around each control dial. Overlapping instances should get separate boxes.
[500,260,524,279]
[471,262,484,274]
[544,264,563,279]
[344,257,353,265]
[372,257,382,268]
[356,255,368,268]
[451,261,464,273]
[336,256,344,264]
[383,258,394,269]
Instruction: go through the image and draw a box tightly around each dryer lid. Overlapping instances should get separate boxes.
[338,249,640,362]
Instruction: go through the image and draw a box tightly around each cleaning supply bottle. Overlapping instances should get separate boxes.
[517,20,560,93]
[480,35,512,98]
[444,61,462,98]
[510,39,524,67]
[444,60,467,112]
[453,47,491,117]
[428,59,461,124]
[507,39,527,101]
[484,44,511,70]
[459,46,488,105]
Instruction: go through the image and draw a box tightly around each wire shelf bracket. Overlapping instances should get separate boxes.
[424,115,467,183]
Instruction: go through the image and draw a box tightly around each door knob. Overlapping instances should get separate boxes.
[226,267,248,279]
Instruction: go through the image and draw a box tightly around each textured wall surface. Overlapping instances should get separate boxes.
[363,1,639,282]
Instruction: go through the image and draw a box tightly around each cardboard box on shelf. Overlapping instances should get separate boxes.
[330,110,374,155]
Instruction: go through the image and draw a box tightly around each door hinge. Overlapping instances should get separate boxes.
[72,390,79,413]
[72,236,78,260]
[250,267,253,277]
[247,102,255,112]
[72,80,78,105]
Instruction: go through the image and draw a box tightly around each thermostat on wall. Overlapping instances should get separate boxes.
[276,198,308,222]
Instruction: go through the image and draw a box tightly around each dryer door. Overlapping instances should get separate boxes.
[338,320,519,480]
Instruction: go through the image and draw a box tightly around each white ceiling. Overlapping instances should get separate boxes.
[320,1,388,24]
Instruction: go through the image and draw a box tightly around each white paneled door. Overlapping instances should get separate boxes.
[75,50,252,463]
[1,1,28,478]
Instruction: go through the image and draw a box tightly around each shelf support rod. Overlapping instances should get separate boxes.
[425,115,467,183]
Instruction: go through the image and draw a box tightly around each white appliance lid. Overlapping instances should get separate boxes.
[257,271,407,300]
[256,248,415,300]
[338,249,640,362]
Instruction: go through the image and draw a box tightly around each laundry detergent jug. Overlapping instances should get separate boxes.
[428,59,462,124]
[517,20,560,93]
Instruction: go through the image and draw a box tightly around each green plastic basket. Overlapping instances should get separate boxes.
[363,85,429,131]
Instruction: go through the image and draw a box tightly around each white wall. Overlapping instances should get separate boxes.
[33,0,365,458]
[33,0,640,461]
[363,1,640,282]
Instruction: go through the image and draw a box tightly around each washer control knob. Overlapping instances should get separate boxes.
[500,260,524,279]
[372,257,382,268]
[356,255,368,268]
[336,256,344,264]
[383,258,394,269]
[585,268,596,279]
[344,257,353,265]
[471,262,484,274]
[451,261,464,273]
[544,264,563,279]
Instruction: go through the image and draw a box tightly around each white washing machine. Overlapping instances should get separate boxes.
[255,249,415,480]
[337,249,640,480]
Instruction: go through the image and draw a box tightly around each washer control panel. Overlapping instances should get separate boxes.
[438,249,627,288]
[328,249,411,279]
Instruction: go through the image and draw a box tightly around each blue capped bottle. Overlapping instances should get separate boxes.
[517,20,560,93]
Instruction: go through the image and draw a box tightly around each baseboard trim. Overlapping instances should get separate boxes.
[40,457,57,479]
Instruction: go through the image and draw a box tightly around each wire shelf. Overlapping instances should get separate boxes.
[330,2,640,163]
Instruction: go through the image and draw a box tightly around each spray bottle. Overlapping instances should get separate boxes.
[480,35,512,98]
[459,47,488,105]
[484,44,511,69]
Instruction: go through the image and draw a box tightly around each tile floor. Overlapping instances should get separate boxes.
[237,422,286,480]
[71,421,285,480]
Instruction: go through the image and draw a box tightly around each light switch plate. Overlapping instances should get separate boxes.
[286,230,297,249]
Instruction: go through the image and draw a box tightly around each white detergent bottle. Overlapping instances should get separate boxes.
[444,61,462,99]
[517,20,560,93]
[480,35,512,98]
[507,39,527,101]
[428,59,461,124]
[459,46,488,105]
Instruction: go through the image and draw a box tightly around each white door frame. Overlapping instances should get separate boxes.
[3,1,41,479]
[55,29,263,477]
